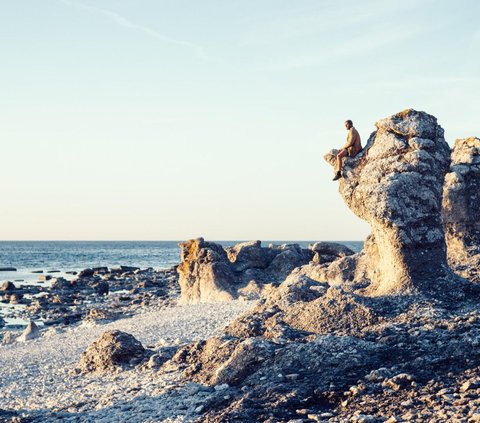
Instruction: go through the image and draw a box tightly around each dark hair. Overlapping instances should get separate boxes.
[345,119,353,125]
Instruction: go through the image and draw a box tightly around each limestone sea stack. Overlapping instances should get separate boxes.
[325,109,452,296]
[177,238,237,304]
[443,137,480,263]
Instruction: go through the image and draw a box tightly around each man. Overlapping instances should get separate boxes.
[332,119,362,181]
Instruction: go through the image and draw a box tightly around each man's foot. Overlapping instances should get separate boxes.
[332,171,342,181]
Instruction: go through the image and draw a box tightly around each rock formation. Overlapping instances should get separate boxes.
[309,241,354,264]
[177,238,316,304]
[78,330,146,373]
[160,270,480,422]
[177,238,237,304]
[442,137,480,263]
[17,320,40,342]
[325,109,453,295]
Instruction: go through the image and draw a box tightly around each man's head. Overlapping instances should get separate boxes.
[345,120,353,130]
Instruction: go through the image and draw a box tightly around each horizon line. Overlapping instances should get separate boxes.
[0,239,364,243]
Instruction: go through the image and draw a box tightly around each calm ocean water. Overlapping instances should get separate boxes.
[0,241,363,283]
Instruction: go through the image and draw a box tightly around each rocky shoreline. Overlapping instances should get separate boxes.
[1,109,480,422]
[0,266,179,334]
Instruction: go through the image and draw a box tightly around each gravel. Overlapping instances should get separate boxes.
[0,300,255,422]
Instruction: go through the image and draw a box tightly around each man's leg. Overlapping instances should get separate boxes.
[333,149,347,180]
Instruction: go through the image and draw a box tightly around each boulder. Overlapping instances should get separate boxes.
[226,240,276,272]
[442,137,480,263]
[17,321,40,342]
[38,275,52,282]
[83,308,118,324]
[94,281,109,296]
[325,109,453,295]
[78,330,146,373]
[92,266,109,274]
[78,268,94,278]
[310,241,354,264]
[177,238,236,304]
[2,331,15,344]
[265,244,314,281]
[50,277,71,290]
[0,281,16,291]
[9,293,23,304]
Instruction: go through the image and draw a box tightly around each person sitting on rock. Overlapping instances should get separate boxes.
[332,119,362,181]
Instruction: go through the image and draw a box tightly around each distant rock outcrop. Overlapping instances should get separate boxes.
[325,109,453,296]
[443,137,480,263]
[177,238,315,304]
[177,238,237,304]
[79,330,146,373]
[309,241,354,264]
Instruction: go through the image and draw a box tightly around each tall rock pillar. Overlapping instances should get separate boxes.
[442,137,480,263]
[325,110,451,295]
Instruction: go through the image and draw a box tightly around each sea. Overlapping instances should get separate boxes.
[0,241,363,285]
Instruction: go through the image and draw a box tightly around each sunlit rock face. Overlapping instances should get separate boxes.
[443,137,480,263]
[176,238,314,304]
[177,238,236,305]
[325,109,452,295]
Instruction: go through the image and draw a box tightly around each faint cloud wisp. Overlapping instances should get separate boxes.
[57,0,223,64]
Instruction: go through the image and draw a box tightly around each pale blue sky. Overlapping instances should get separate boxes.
[1,0,479,240]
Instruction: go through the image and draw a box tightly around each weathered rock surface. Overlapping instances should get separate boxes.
[310,241,354,264]
[177,238,314,304]
[162,273,480,422]
[17,320,40,342]
[325,109,454,296]
[224,273,376,340]
[177,238,237,304]
[443,137,480,265]
[78,330,146,373]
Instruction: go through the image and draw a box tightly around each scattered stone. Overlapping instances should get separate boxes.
[50,277,71,290]
[94,281,109,296]
[383,373,415,391]
[78,330,146,373]
[38,275,52,281]
[83,308,118,324]
[17,321,40,342]
[0,281,16,291]
[1,331,15,344]
[309,241,355,264]
[78,268,94,278]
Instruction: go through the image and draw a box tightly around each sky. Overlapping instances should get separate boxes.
[1,0,479,241]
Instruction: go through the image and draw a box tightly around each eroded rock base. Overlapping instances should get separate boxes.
[161,274,480,422]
